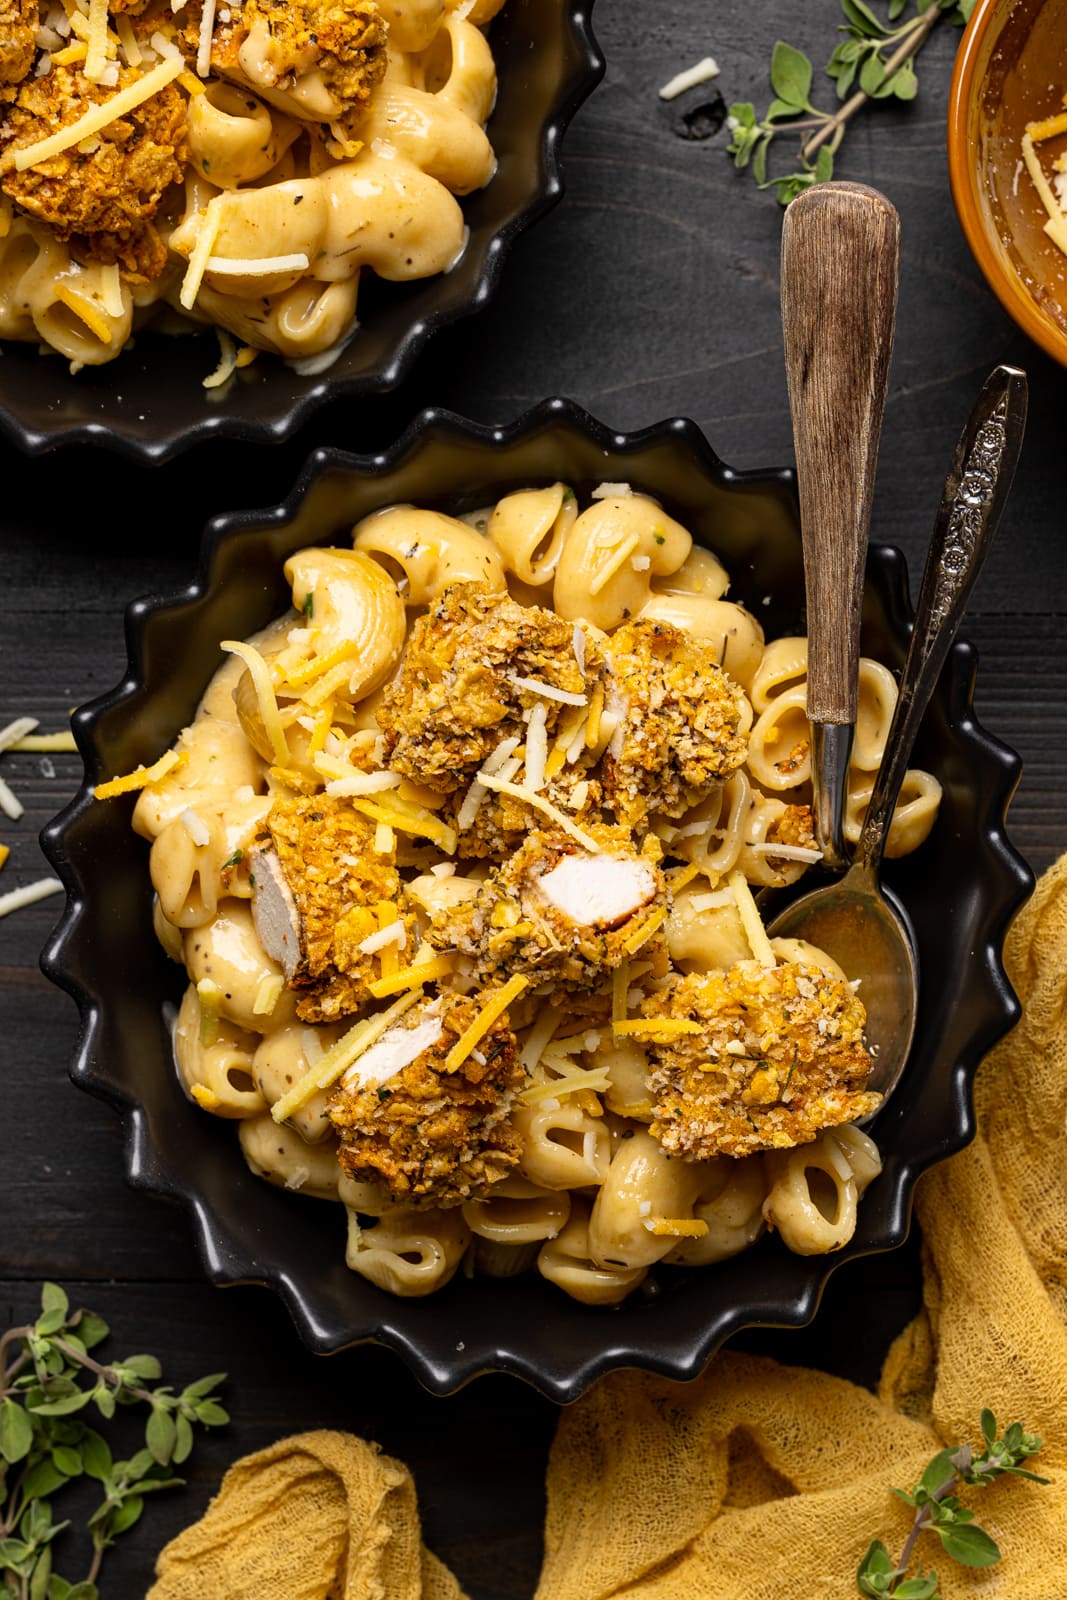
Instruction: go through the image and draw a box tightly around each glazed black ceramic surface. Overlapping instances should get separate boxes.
[40,402,1032,1402]
[0,2,602,463]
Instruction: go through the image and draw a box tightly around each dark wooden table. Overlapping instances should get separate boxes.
[2,3,1064,1594]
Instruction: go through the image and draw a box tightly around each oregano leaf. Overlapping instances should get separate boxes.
[889,61,919,100]
[121,1355,162,1383]
[39,1286,69,1321]
[919,1449,956,1497]
[30,1547,52,1600]
[893,1575,941,1600]
[107,1496,144,1538]
[50,1446,81,1479]
[30,1392,93,1418]
[76,1317,108,1352]
[859,54,885,94]
[172,1415,194,1466]
[180,1373,227,1402]
[145,1408,176,1467]
[20,1462,69,1502]
[840,0,890,35]
[0,1399,34,1464]
[934,1522,1001,1568]
[770,40,814,109]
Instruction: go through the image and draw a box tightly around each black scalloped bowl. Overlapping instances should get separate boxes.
[40,401,1032,1402]
[0,2,602,464]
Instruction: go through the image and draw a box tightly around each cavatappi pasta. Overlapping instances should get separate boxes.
[107,482,942,1305]
[0,0,505,376]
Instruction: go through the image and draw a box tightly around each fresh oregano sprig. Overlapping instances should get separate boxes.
[0,1284,228,1600]
[856,1410,1049,1598]
[727,0,978,204]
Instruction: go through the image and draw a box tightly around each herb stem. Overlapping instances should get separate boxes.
[892,1473,960,1590]
[51,1337,157,1407]
[0,1462,32,1538]
[800,1,944,160]
[0,1327,32,1393]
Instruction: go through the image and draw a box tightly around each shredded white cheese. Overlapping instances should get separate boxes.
[204,252,311,277]
[196,0,217,75]
[179,193,225,311]
[178,807,211,847]
[747,841,823,864]
[520,1012,561,1072]
[508,673,587,707]
[591,481,633,500]
[524,702,548,794]
[0,878,64,918]
[0,777,23,821]
[0,717,39,753]
[356,921,407,956]
[729,870,776,968]
[324,771,402,797]
[203,328,238,391]
[687,889,734,912]
[658,56,720,100]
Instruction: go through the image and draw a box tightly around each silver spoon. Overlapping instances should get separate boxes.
[768,363,1028,1103]
[781,181,900,869]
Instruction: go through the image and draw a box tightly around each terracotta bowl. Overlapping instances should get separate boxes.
[949,0,1067,367]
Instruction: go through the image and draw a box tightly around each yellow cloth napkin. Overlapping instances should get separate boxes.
[150,857,1067,1600]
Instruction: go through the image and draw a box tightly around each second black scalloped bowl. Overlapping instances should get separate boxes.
[41,402,1032,1403]
[0,1,602,463]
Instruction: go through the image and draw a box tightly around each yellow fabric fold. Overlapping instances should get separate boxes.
[151,857,1067,1600]
[147,1430,469,1600]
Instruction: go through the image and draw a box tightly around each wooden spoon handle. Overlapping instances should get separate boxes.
[781,181,900,725]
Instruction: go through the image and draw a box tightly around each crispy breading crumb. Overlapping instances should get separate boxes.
[602,618,750,827]
[257,793,411,1023]
[328,991,524,1207]
[645,959,879,1159]
[379,584,601,795]
[178,0,386,137]
[0,62,187,282]
[0,0,35,92]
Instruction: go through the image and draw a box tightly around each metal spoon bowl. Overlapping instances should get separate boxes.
[768,364,1028,1106]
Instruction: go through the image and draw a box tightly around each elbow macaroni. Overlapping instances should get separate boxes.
[116,481,942,1306]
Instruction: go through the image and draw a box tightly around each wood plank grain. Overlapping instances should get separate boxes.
[2,3,1066,1596]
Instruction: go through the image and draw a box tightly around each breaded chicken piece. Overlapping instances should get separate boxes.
[327,991,524,1207]
[644,960,878,1160]
[428,824,667,990]
[0,62,186,281]
[249,793,412,1023]
[381,584,603,798]
[602,619,750,829]
[445,771,604,862]
[179,0,385,135]
[0,0,35,94]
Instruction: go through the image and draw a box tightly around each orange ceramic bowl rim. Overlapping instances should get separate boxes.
[948,0,1067,367]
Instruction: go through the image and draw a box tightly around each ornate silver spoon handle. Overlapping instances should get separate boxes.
[856,364,1029,876]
